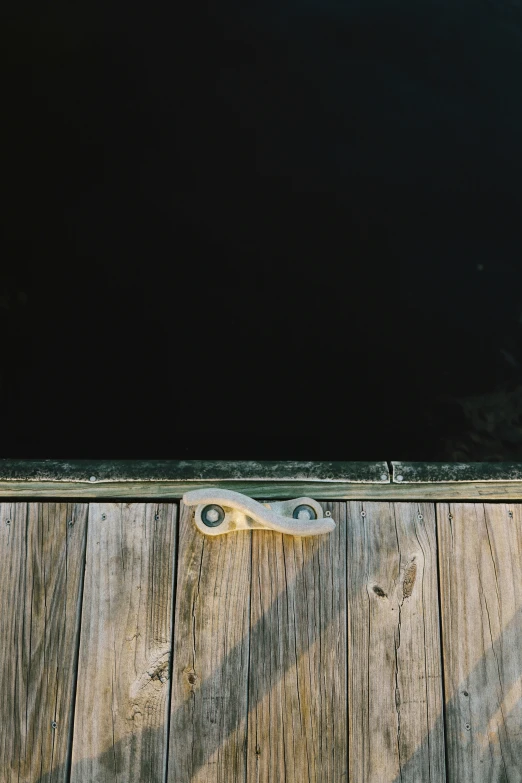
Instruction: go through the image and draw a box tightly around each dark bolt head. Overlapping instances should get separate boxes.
[201,504,225,527]
[292,504,317,521]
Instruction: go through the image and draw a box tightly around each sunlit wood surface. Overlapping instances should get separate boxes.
[2,500,522,781]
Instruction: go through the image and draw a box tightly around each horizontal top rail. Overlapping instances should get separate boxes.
[1,460,522,499]
[0,459,389,483]
[392,461,522,482]
[0,460,388,499]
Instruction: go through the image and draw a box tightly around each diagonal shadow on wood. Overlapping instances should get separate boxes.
[34,503,522,782]
[34,604,522,782]
[390,603,522,782]
[169,499,348,781]
[35,503,344,782]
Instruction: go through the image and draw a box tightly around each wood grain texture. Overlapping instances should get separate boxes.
[4,481,522,501]
[393,461,522,483]
[0,481,392,500]
[0,502,88,783]
[168,501,251,783]
[348,501,445,782]
[71,502,177,783]
[438,502,522,780]
[247,501,347,783]
[0,458,389,483]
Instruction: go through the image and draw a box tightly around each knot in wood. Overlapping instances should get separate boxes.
[402,560,417,599]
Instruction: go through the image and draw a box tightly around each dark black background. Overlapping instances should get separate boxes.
[3,0,522,461]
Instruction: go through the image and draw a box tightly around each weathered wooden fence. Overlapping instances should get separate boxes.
[1,460,522,782]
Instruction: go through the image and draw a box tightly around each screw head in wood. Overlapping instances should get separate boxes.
[6,519,10,525]
[68,520,74,527]
[292,504,317,521]
[418,514,423,520]
[361,510,366,517]
[201,504,225,527]
[101,513,107,521]
[51,721,58,729]
[325,510,331,517]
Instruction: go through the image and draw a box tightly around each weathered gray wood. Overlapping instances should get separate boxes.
[168,501,251,782]
[0,459,390,499]
[348,501,445,782]
[247,501,347,782]
[5,460,522,500]
[0,479,391,499]
[4,480,522,500]
[0,502,88,783]
[377,482,522,500]
[71,503,177,782]
[438,502,522,780]
[0,459,390,483]
[393,461,522,483]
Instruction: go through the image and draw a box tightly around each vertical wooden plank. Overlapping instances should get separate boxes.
[168,501,251,782]
[0,501,88,783]
[348,501,445,782]
[71,502,177,782]
[438,502,522,780]
[246,501,347,783]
